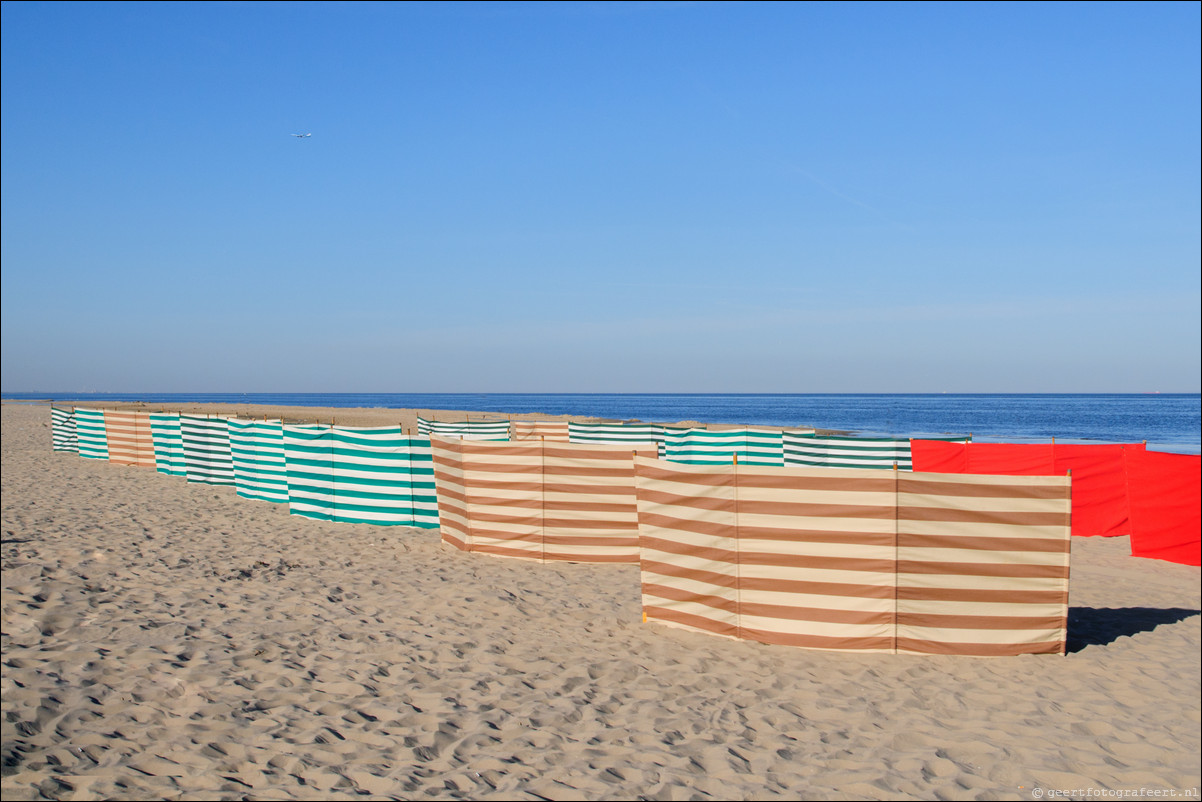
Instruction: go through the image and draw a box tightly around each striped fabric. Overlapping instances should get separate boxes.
[662,428,786,467]
[103,409,157,468]
[510,420,571,442]
[149,413,187,476]
[180,415,235,485]
[283,425,334,521]
[51,407,78,453]
[283,425,438,527]
[75,408,109,460]
[784,433,969,471]
[431,437,546,559]
[228,418,289,503]
[569,421,671,458]
[895,472,1071,656]
[416,416,510,441]
[430,437,655,562]
[633,458,1071,656]
[430,437,471,551]
[635,458,897,651]
[543,442,653,561]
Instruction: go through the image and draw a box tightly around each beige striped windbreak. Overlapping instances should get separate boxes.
[634,457,1071,656]
[103,409,157,468]
[895,472,1071,656]
[509,419,571,442]
[430,437,656,563]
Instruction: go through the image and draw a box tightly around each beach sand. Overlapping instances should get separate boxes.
[2,401,1199,800]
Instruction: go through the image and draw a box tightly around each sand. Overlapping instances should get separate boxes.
[2,401,1199,801]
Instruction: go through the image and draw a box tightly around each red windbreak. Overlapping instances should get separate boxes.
[911,441,1144,539]
[1052,445,1141,538]
[965,443,1056,475]
[908,440,968,473]
[1124,448,1201,567]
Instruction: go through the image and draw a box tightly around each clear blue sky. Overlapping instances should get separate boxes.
[3,1,1199,393]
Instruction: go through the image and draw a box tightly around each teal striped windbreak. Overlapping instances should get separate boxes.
[149,412,187,476]
[75,408,109,460]
[284,425,439,527]
[51,406,78,453]
[661,427,789,466]
[782,433,971,470]
[180,415,235,485]
[568,421,672,458]
[416,416,509,441]
[228,418,288,503]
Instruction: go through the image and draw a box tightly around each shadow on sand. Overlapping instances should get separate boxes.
[1067,606,1200,653]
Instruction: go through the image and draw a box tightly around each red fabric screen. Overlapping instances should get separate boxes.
[1052,445,1138,538]
[966,443,1056,475]
[911,441,1144,539]
[1123,449,1201,567]
[909,440,968,473]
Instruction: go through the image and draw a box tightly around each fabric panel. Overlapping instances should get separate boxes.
[416,416,510,441]
[635,457,740,638]
[1124,449,1201,566]
[103,409,157,468]
[895,471,1072,656]
[180,415,235,485]
[149,412,187,476]
[74,408,109,460]
[51,407,78,453]
[228,418,289,503]
[510,420,571,442]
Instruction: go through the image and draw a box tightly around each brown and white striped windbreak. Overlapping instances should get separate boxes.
[430,437,656,563]
[103,409,157,468]
[634,457,1071,657]
[509,419,571,442]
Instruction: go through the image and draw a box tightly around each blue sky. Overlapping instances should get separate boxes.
[2,1,1199,392]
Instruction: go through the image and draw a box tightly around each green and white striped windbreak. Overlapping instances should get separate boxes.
[782,432,971,471]
[149,412,187,476]
[284,425,438,527]
[228,418,288,503]
[416,416,510,441]
[661,427,788,466]
[51,406,78,453]
[180,415,235,485]
[568,421,671,458]
[74,407,109,460]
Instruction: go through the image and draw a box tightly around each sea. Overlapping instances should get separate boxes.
[4,392,1199,454]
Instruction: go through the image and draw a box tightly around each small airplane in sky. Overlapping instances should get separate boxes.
[291,133,311,138]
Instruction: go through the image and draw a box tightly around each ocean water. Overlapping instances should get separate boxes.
[4,392,1199,453]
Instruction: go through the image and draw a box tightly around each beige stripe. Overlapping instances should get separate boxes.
[898,519,1071,541]
[738,513,897,536]
[899,491,1071,514]
[740,589,894,613]
[897,547,1068,568]
[899,472,1070,494]
[736,537,896,561]
[640,559,740,588]
[898,599,1066,618]
[738,626,894,652]
[896,625,1065,646]
[897,571,1066,592]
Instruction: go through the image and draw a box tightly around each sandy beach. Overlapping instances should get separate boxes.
[2,401,1199,801]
